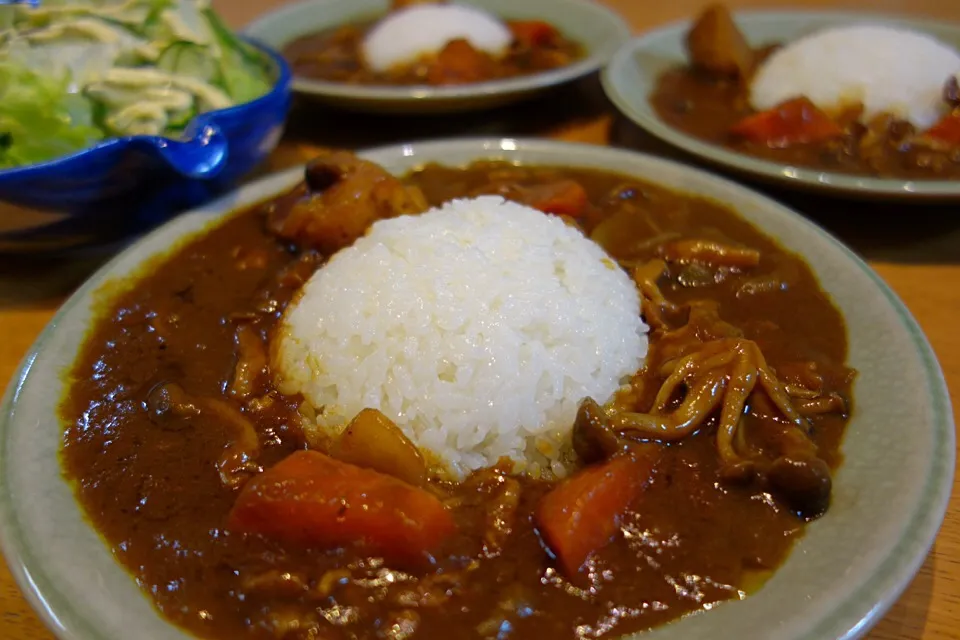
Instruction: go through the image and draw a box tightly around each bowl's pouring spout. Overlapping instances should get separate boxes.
[138,123,230,180]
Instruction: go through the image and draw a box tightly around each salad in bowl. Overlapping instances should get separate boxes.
[0,0,291,252]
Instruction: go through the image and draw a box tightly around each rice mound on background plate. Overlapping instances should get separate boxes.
[273,196,648,479]
[750,25,960,129]
[362,4,512,73]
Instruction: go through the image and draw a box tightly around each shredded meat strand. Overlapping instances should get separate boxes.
[148,383,262,488]
[228,323,268,399]
[657,238,761,269]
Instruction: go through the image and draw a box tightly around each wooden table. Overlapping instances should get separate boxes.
[2,0,960,638]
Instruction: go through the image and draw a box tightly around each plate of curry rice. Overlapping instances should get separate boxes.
[602,5,960,200]
[244,0,630,114]
[0,139,952,640]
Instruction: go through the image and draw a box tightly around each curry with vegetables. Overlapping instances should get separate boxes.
[650,4,960,179]
[62,154,854,639]
[282,6,582,87]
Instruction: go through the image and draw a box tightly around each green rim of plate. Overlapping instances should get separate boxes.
[244,0,630,109]
[0,139,953,640]
[601,10,960,200]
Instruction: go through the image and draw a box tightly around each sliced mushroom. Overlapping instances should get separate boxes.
[571,397,626,464]
[766,454,832,519]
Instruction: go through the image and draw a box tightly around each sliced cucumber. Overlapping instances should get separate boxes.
[167,102,197,130]
[203,8,260,66]
[202,8,270,103]
[88,94,110,133]
[157,40,217,83]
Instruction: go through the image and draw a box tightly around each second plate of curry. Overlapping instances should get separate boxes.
[245,0,630,114]
[602,8,960,200]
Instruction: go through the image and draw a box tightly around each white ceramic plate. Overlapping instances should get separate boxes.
[601,11,960,200]
[0,139,953,640]
[244,0,630,114]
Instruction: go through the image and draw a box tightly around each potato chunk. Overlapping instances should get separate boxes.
[686,4,754,78]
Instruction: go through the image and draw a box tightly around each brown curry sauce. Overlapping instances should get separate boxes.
[61,162,853,640]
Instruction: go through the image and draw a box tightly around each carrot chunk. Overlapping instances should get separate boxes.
[228,450,455,567]
[523,180,589,217]
[924,111,960,146]
[508,20,559,47]
[536,453,655,576]
[730,97,843,148]
[426,39,490,85]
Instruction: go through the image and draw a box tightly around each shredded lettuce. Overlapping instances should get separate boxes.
[0,61,102,168]
[14,0,174,32]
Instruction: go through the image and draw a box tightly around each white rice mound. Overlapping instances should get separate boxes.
[273,196,648,478]
[362,4,512,73]
[750,25,960,129]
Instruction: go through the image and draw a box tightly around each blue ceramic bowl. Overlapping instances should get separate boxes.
[0,38,292,254]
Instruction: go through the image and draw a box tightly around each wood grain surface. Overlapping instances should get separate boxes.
[2,1,959,638]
